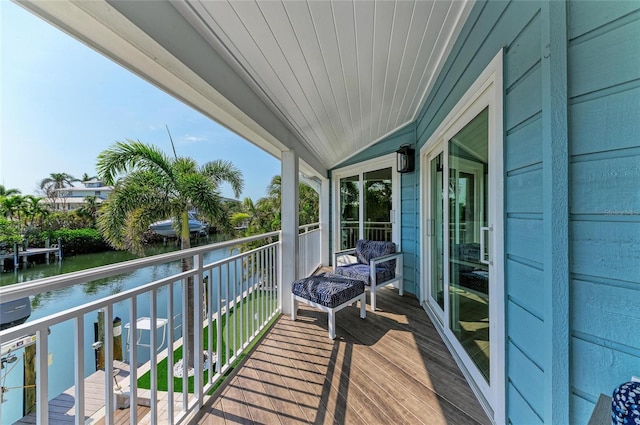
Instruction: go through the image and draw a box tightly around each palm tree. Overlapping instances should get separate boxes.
[22,195,47,228]
[81,173,98,183]
[0,185,21,197]
[1,195,25,222]
[96,139,243,368]
[40,172,78,207]
[77,196,100,227]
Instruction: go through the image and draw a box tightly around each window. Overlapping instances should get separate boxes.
[333,154,400,252]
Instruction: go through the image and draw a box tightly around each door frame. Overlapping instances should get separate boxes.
[332,153,401,253]
[419,49,505,423]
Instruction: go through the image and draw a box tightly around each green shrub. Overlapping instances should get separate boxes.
[0,218,22,247]
[42,228,111,256]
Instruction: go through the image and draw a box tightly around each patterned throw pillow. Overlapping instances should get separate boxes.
[612,381,640,425]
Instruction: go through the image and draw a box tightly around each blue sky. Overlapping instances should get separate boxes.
[0,1,280,201]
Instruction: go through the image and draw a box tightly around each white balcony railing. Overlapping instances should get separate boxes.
[0,231,285,425]
[298,222,321,278]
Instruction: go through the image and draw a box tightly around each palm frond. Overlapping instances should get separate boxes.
[200,159,244,198]
[96,140,174,185]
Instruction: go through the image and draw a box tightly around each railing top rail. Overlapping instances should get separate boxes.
[299,222,320,231]
[0,230,280,303]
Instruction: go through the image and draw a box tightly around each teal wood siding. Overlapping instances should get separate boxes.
[330,1,640,423]
[567,2,640,424]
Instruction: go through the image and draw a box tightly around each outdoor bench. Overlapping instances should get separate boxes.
[291,273,366,339]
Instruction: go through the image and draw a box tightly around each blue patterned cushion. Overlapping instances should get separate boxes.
[612,381,640,425]
[355,239,396,272]
[459,270,489,294]
[333,263,394,286]
[292,273,365,308]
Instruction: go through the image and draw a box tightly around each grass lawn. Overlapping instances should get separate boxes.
[137,290,277,393]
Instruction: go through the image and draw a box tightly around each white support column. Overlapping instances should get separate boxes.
[280,150,299,315]
[320,177,330,266]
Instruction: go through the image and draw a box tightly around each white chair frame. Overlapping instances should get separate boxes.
[333,248,404,311]
[292,291,366,339]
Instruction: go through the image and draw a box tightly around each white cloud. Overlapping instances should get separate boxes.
[181,134,207,144]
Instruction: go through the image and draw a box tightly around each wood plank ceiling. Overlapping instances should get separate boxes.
[175,0,474,169]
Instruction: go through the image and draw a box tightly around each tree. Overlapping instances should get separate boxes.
[0,185,21,197]
[0,195,25,222]
[96,139,244,368]
[81,173,98,182]
[39,172,78,208]
[22,195,48,228]
[252,175,319,230]
[77,196,100,227]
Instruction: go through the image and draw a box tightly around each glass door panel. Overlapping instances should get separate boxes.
[448,107,490,383]
[363,168,392,241]
[339,175,360,250]
[429,152,445,312]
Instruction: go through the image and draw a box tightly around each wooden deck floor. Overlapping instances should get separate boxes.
[193,287,491,425]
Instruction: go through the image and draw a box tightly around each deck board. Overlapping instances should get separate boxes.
[194,286,491,425]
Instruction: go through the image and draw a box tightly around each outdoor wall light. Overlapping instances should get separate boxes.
[396,144,415,173]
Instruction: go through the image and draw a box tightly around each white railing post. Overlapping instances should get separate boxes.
[320,178,330,266]
[129,297,138,424]
[216,267,222,374]
[104,306,114,425]
[194,253,204,410]
[149,290,157,424]
[281,150,299,315]
[36,326,49,425]
[166,283,174,421]
[74,316,84,425]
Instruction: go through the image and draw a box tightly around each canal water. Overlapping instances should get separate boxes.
[0,237,234,424]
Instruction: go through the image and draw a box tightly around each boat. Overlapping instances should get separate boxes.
[0,297,31,331]
[149,213,207,237]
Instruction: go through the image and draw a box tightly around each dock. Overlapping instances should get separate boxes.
[13,361,131,425]
[0,246,61,269]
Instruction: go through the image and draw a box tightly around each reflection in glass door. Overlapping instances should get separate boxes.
[448,108,490,382]
[363,168,392,242]
[339,175,359,250]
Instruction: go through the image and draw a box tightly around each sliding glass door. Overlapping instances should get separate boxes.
[448,108,490,383]
[422,51,503,419]
[424,105,499,399]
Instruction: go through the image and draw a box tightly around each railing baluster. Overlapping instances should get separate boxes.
[207,269,213,386]
[238,257,243,350]
[181,277,188,412]
[225,262,230,368]
[104,306,114,425]
[36,326,49,425]
[194,254,204,410]
[250,251,255,338]
[74,316,84,425]
[167,283,174,423]
[129,296,138,424]
[216,266,222,375]
[244,256,249,346]
[261,247,265,326]
[271,242,283,317]
[232,260,237,358]
[149,290,157,425]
